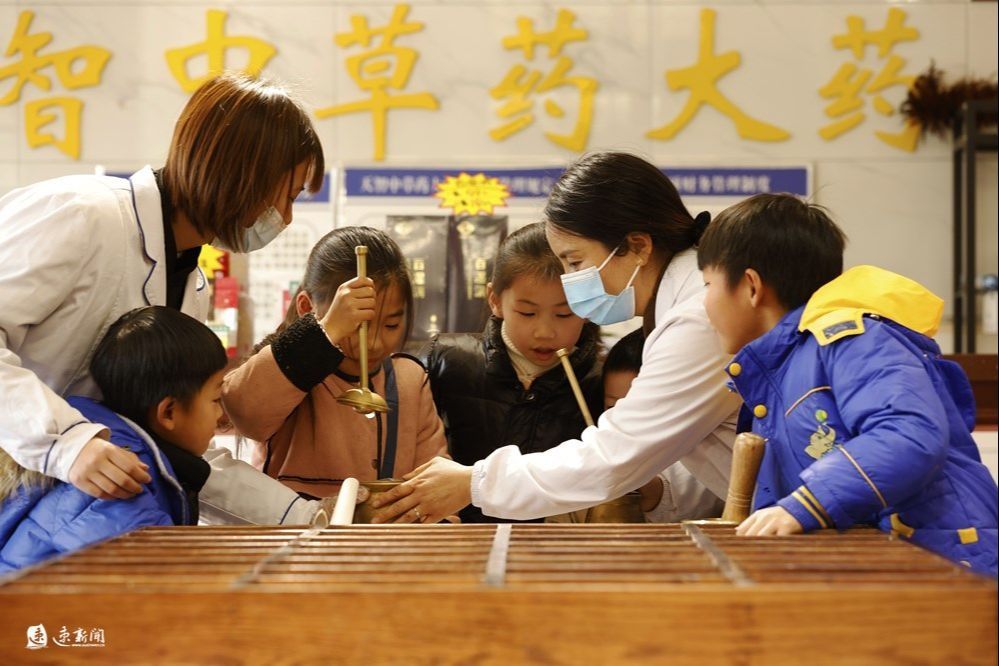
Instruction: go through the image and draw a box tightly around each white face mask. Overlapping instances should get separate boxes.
[211,207,287,253]
[559,245,642,325]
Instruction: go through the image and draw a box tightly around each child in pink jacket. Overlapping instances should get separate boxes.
[223,227,447,499]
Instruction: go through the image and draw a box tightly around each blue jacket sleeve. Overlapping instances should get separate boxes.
[49,489,175,555]
[796,325,949,529]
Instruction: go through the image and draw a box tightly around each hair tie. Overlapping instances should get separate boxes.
[693,211,711,242]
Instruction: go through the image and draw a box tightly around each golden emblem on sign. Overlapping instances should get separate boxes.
[435,172,510,216]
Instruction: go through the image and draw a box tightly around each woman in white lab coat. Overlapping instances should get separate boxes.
[371,152,742,524]
[0,73,334,525]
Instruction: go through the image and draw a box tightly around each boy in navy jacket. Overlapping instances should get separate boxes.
[697,194,997,575]
[0,306,225,572]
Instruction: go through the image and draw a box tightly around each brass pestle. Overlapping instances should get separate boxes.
[336,246,389,415]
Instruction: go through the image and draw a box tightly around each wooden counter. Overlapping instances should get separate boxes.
[1,523,995,664]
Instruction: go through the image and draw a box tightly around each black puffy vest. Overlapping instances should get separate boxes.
[421,317,603,522]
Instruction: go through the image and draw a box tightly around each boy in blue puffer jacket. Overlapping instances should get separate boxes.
[0,306,227,572]
[697,193,997,576]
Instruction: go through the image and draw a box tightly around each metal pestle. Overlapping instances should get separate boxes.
[336,246,389,415]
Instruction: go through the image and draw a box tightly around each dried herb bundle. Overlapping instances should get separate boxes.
[901,63,997,141]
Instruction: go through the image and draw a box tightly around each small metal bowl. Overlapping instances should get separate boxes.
[352,479,404,524]
[584,491,646,523]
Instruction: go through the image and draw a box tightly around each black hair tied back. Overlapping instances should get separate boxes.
[693,211,711,244]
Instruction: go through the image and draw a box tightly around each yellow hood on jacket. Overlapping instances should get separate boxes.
[799,265,944,346]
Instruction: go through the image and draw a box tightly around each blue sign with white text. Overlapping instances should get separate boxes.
[344,166,808,199]
[663,168,808,198]
[344,167,564,199]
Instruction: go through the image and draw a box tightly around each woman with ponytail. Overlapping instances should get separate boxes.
[371,152,742,524]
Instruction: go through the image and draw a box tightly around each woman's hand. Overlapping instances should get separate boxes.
[68,437,152,500]
[368,457,474,524]
[735,506,803,537]
[320,276,376,346]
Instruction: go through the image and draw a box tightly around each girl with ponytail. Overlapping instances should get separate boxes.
[222,227,447,500]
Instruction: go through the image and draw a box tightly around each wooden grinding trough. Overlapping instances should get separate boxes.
[1,523,995,664]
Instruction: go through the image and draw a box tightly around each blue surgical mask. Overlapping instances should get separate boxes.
[211,206,287,253]
[560,246,642,325]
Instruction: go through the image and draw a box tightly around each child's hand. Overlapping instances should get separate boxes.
[736,506,803,537]
[68,437,152,500]
[319,276,376,346]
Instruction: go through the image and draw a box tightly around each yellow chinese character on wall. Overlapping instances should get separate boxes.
[819,8,921,151]
[647,8,789,143]
[316,3,439,162]
[490,8,597,152]
[165,9,277,93]
[0,11,111,159]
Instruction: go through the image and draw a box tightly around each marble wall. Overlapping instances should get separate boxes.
[1,0,996,351]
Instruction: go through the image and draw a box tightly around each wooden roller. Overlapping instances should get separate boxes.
[330,478,360,526]
[719,432,766,524]
[554,347,643,524]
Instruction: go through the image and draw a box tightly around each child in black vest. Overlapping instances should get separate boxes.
[422,223,602,523]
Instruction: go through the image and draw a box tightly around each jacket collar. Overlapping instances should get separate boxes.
[483,316,599,391]
[654,248,703,326]
[736,265,944,373]
[798,265,944,346]
[117,412,190,525]
[727,306,804,406]
[484,316,518,383]
[148,432,211,494]
[68,397,190,524]
[729,267,946,402]
[127,166,166,307]
[738,306,804,373]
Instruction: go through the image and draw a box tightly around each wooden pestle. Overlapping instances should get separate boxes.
[555,348,595,523]
[553,347,649,524]
[720,432,766,523]
[556,348,594,427]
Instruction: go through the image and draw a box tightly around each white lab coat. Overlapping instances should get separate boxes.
[471,249,741,520]
[643,463,725,524]
[0,166,318,525]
